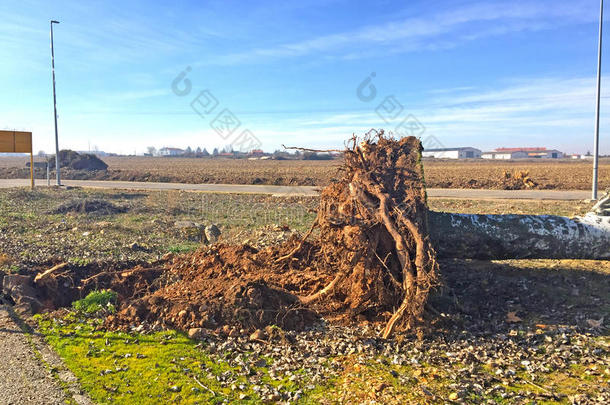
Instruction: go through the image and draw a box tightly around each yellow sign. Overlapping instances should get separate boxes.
[0,130,32,153]
[0,130,34,188]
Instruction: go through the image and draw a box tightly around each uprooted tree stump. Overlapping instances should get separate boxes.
[11,131,609,338]
[285,131,439,337]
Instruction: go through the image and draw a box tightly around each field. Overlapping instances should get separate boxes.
[0,187,608,404]
[1,155,609,190]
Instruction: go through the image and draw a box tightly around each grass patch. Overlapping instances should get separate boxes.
[427,198,593,217]
[36,314,308,404]
[0,186,589,267]
[166,243,199,254]
[34,311,610,405]
[72,290,118,314]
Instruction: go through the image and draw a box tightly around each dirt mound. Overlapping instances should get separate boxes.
[107,132,438,336]
[107,244,319,332]
[500,170,538,190]
[48,150,108,171]
[51,199,127,215]
[1,261,159,314]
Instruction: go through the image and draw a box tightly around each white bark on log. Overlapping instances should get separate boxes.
[428,211,610,260]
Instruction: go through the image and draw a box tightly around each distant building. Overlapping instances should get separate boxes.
[538,149,563,159]
[482,151,529,159]
[485,147,564,159]
[158,147,184,156]
[422,147,481,159]
[570,153,594,160]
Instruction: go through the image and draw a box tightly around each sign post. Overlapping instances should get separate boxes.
[0,130,34,189]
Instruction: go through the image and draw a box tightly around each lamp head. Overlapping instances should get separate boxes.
[51,20,60,24]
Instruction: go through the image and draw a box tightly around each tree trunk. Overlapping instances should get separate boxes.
[428,211,610,260]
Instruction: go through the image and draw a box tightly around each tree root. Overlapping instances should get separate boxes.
[275,219,318,264]
[306,131,438,337]
[299,273,343,305]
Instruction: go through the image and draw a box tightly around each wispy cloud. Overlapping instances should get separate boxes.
[199,1,596,65]
[245,75,607,153]
[10,75,602,154]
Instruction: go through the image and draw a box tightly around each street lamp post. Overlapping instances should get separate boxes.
[593,0,603,200]
[50,20,61,186]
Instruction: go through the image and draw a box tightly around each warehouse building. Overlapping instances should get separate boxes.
[158,147,184,156]
[482,150,529,159]
[482,147,564,159]
[422,147,482,159]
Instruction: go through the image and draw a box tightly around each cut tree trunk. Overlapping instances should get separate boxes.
[428,211,610,260]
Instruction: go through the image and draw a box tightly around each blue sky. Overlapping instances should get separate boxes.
[1,0,608,154]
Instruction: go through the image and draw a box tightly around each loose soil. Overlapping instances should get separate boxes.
[48,150,108,171]
[107,243,321,332]
[51,198,127,215]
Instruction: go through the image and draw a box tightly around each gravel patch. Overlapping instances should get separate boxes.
[182,321,609,404]
[0,305,68,405]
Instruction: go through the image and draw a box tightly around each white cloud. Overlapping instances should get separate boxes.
[200,1,596,65]
[246,75,609,154]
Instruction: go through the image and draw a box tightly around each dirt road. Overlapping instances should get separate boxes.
[0,179,593,200]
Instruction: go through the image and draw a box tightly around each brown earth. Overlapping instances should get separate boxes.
[47,150,108,171]
[27,236,333,334]
[50,198,127,215]
[1,155,608,190]
[106,243,322,332]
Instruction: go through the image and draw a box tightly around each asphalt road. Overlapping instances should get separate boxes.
[0,178,592,200]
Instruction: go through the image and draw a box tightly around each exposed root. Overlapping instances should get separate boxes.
[299,273,343,305]
[307,130,439,336]
[275,219,318,263]
[382,299,411,338]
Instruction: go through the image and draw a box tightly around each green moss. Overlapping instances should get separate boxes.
[69,257,92,267]
[36,315,310,404]
[72,290,117,314]
[32,313,610,405]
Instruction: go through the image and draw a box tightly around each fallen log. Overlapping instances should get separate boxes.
[429,201,610,260]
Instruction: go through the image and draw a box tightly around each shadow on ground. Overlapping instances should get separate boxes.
[431,259,609,336]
